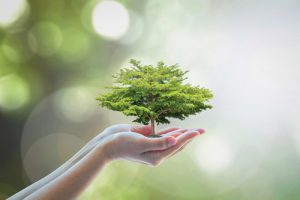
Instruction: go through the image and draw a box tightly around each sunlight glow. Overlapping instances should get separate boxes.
[54,87,96,122]
[195,135,233,174]
[92,1,129,40]
[0,0,27,27]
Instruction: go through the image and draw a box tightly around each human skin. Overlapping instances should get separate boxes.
[9,124,205,200]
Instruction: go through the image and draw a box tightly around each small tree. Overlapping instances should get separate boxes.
[97,59,213,136]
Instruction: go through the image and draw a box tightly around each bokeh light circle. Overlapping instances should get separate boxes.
[23,133,85,182]
[21,86,110,160]
[0,51,19,77]
[54,87,96,122]
[59,28,91,63]
[27,22,63,57]
[120,11,144,44]
[0,0,28,27]
[195,135,234,174]
[1,45,20,64]
[92,0,129,40]
[20,86,138,196]
[0,74,30,111]
[2,35,33,64]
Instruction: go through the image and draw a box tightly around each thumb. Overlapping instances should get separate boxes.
[142,136,177,152]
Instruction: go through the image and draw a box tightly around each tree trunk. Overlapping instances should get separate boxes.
[150,118,156,135]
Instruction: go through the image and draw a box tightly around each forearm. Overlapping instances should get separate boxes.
[8,125,195,200]
[9,133,106,200]
[23,142,110,200]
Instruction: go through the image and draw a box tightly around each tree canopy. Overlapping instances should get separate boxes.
[97,59,213,135]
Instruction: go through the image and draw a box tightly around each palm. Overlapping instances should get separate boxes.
[104,127,204,166]
[89,124,205,166]
[102,124,181,138]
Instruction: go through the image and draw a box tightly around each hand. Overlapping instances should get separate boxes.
[98,124,205,166]
[93,124,180,140]
[9,125,205,200]
[89,124,181,148]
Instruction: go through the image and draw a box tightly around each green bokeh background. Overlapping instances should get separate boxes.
[1,0,300,199]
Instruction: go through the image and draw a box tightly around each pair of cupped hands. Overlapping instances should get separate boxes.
[8,124,205,200]
[93,124,205,166]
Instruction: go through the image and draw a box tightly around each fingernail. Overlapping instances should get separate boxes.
[189,131,200,137]
[194,128,205,134]
[176,128,188,133]
[166,137,177,146]
[199,129,205,134]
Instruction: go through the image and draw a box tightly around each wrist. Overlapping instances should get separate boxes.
[94,137,115,164]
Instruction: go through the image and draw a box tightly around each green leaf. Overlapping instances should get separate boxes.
[96,59,214,126]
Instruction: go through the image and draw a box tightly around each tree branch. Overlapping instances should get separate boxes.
[156,108,171,117]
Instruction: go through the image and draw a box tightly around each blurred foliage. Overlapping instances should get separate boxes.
[0,0,144,114]
[0,0,145,198]
[1,0,300,199]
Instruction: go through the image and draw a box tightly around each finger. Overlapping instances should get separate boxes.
[167,139,192,159]
[193,128,205,134]
[157,127,181,135]
[161,128,204,138]
[142,136,177,152]
[158,130,201,157]
[160,128,189,137]
[179,140,191,152]
[131,125,152,136]
[143,130,201,159]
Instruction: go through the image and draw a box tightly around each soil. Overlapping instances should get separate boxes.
[147,134,162,138]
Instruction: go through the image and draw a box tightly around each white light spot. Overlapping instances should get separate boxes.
[92,0,129,40]
[195,135,233,174]
[0,74,30,111]
[27,22,63,57]
[0,0,27,27]
[54,87,96,122]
